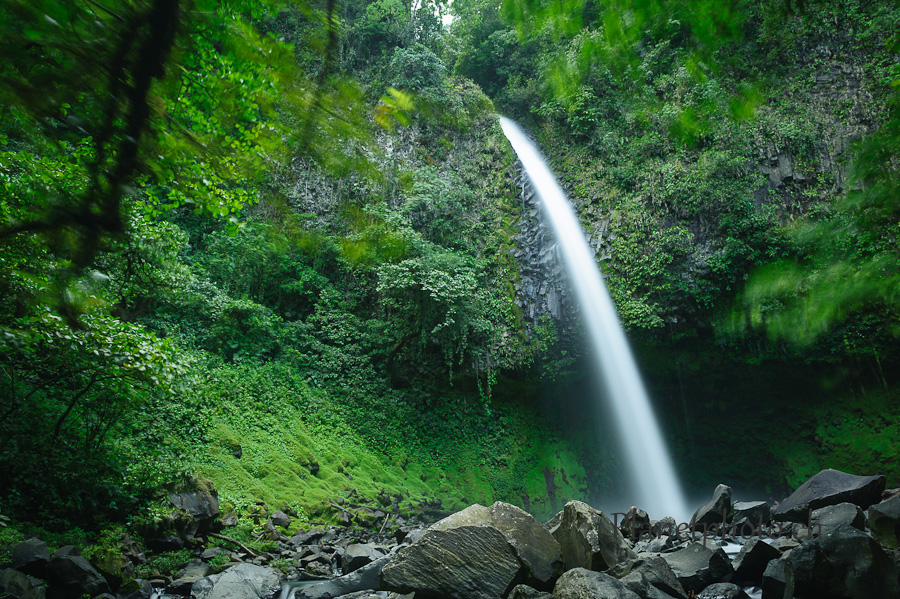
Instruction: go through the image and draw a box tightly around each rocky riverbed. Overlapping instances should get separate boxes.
[2,469,899,599]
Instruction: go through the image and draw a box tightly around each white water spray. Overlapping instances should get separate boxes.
[500,117,690,522]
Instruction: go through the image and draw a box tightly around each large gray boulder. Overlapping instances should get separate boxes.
[660,542,733,594]
[552,568,641,599]
[549,500,636,572]
[692,485,733,526]
[191,563,280,599]
[45,554,109,599]
[462,502,563,585]
[731,538,781,585]
[731,501,769,530]
[788,523,900,599]
[809,502,864,537]
[0,568,46,599]
[10,539,51,577]
[867,495,900,549]
[340,544,385,574]
[608,556,687,599]
[774,469,885,523]
[169,488,221,524]
[298,556,391,599]
[760,558,793,599]
[382,525,519,599]
[382,502,563,599]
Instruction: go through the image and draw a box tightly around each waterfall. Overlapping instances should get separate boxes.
[500,117,690,522]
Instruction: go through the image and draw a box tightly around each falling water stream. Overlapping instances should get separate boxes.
[500,117,690,522]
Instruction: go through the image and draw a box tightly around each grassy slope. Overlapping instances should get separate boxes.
[188,361,606,523]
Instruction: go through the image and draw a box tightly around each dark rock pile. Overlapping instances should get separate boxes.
[2,468,899,599]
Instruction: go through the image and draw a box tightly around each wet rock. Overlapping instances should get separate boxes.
[508,584,555,599]
[618,571,680,599]
[45,554,109,599]
[731,502,769,530]
[788,523,900,599]
[551,500,636,572]
[696,582,749,598]
[552,568,640,599]
[384,501,562,597]
[731,539,781,585]
[774,469,885,523]
[760,558,793,599]
[692,485,733,526]
[867,495,900,549]
[10,539,51,577]
[660,542,733,594]
[607,556,687,599]
[0,568,46,599]
[297,555,391,599]
[809,502,864,536]
[191,563,280,599]
[341,544,385,574]
[381,518,520,599]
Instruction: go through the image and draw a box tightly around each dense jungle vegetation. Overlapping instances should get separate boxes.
[1,0,899,558]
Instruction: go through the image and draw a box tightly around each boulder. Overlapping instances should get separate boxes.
[551,500,636,572]
[45,554,109,599]
[867,495,900,549]
[169,559,211,595]
[382,501,562,599]
[473,502,563,585]
[291,528,327,547]
[774,469,885,523]
[660,542,733,594]
[617,507,650,540]
[731,502,769,530]
[607,556,687,599]
[0,568,46,599]
[298,556,391,599]
[169,488,221,528]
[381,517,520,599]
[552,568,640,599]
[271,510,292,528]
[809,502,864,536]
[696,582,749,598]
[760,558,793,599]
[692,485,733,527]
[507,584,555,599]
[121,535,147,565]
[731,538,781,585]
[543,510,563,533]
[788,523,900,599]
[191,563,280,599]
[341,544,385,574]
[10,539,51,577]
[118,579,153,599]
[618,571,680,599]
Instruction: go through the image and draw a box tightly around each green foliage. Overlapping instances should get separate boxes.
[136,548,192,578]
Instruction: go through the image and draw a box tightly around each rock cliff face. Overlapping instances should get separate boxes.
[509,164,576,332]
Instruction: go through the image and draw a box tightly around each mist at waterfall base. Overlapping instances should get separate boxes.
[500,117,691,523]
